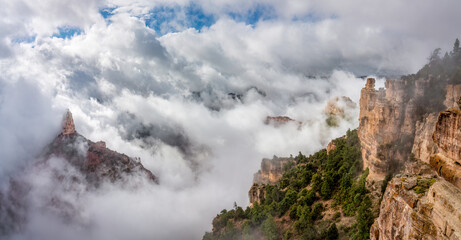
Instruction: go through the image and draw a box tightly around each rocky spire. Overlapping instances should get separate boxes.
[365,77,375,90]
[62,110,76,135]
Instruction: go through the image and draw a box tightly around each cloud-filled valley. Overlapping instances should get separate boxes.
[1,0,460,239]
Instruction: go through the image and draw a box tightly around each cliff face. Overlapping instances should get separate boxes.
[412,113,438,164]
[253,157,293,185]
[358,75,461,180]
[411,106,461,189]
[430,107,461,189]
[249,157,293,206]
[371,176,461,240]
[371,96,461,239]
[358,78,416,180]
[248,184,266,206]
[444,85,461,108]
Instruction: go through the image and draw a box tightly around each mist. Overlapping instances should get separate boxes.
[0,0,459,239]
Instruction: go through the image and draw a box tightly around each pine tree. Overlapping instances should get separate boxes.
[262,215,278,240]
[352,195,373,240]
[326,223,339,240]
[453,38,460,54]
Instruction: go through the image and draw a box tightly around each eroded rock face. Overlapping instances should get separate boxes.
[358,77,451,180]
[373,96,461,239]
[253,157,294,185]
[358,78,414,180]
[412,113,438,164]
[0,111,158,236]
[425,106,461,189]
[45,111,157,186]
[62,110,76,135]
[411,106,461,189]
[248,184,266,206]
[371,177,461,240]
[444,85,461,108]
[326,141,336,155]
[249,157,294,206]
[433,107,461,160]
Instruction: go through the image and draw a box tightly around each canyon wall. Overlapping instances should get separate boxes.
[358,78,417,180]
[249,157,293,206]
[358,75,461,181]
[367,80,461,239]
[430,107,461,189]
[253,157,293,185]
[371,176,461,240]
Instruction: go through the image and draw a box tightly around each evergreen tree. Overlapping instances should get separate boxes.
[311,173,322,192]
[352,195,373,240]
[453,38,460,54]
[429,48,441,62]
[321,172,334,199]
[326,223,339,240]
[262,215,278,240]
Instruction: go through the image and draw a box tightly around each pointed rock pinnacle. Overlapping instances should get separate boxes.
[62,110,76,135]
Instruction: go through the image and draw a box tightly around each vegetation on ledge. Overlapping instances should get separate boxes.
[203,129,375,240]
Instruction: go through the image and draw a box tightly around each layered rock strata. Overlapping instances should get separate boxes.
[430,107,461,188]
[358,78,414,180]
[358,78,455,180]
[253,157,294,185]
[371,176,461,240]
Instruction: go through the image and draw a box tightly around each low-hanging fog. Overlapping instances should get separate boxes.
[1,0,460,239]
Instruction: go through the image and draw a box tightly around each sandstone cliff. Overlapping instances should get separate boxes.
[370,95,461,239]
[358,75,456,180]
[371,176,461,240]
[249,157,294,206]
[253,157,294,185]
[430,107,461,189]
[358,78,411,180]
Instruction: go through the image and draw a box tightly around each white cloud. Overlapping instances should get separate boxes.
[0,0,460,239]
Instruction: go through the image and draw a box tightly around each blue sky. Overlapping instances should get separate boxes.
[53,26,83,39]
[99,3,280,36]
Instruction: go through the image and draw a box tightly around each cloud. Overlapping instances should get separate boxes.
[0,0,459,239]
[0,80,62,182]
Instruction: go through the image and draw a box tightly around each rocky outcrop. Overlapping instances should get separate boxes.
[249,157,294,206]
[0,111,158,236]
[371,176,461,240]
[264,116,301,127]
[248,184,266,206]
[411,105,461,189]
[412,113,438,164]
[45,111,157,186]
[62,110,76,135]
[253,157,294,185]
[433,107,461,160]
[428,106,461,189]
[358,76,452,180]
[372,102,461,239]
[326,141,336,155]
[358,78,413,180]
[444,85,461,108]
